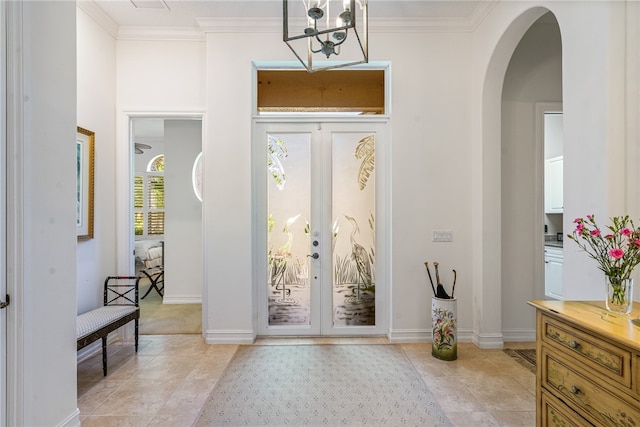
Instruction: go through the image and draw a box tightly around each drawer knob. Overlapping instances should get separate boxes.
[571,385,581,395]
[570,340,581,350]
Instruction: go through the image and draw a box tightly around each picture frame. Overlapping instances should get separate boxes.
[77,126,95,240]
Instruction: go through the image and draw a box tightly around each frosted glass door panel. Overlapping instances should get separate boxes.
[332,133,375,326]
[267,133,311,326]
[256,121,386,336]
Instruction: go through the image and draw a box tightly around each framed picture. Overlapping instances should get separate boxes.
[77,127,95,240]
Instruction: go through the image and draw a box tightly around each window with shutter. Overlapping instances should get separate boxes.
[133,155,165,237]
[148,176,164,209]
[134,176,144,235]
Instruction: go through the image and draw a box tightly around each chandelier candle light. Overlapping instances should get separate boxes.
[283,0,368,72]
[568,215,640,314]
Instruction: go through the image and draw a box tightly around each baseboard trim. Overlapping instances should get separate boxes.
[387,329,429,342]
[388,328,474,343]
[502,329,536,342]
[57,409,80,427]
[162,295,202,304]
[471,331,504,349]
[204,329,256,344]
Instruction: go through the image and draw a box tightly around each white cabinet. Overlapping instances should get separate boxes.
[545,156,563,213]
[544,246,563,300]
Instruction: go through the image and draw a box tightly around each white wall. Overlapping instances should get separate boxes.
[471,0,639,346]
[552,1,636,300]
[76,5,118,315]
[116,40,206,111]
[116,39,206,282]
[10,2,79,425]
[381,31,473,340]
[108,2,640,346]
[544,113,564,159]
[164,119,203,303]
[203,32,280,342]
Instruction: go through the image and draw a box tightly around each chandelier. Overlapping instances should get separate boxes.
[283,0,368,72]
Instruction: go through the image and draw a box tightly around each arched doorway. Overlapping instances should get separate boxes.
[473,6,556,348]
[501,12,563,341]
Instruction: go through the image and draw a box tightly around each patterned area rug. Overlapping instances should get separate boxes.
[504,348,536,374]
[195,345,452,426]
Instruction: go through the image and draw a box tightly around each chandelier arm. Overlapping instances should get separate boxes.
[310,46,323,54]
[332,29,349,47]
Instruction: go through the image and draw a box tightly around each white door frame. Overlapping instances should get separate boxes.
[535,101,563,301]
[116,111,205,276]
[253,117,390,336]
[0,1,7,422]
[3,2,24,424]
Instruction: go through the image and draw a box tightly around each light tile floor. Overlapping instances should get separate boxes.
[77,336,536,426]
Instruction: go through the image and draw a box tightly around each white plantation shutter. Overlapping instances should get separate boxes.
[133,172,165,237]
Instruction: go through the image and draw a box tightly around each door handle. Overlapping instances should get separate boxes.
[0,294,9,309]
[307,253,319,259]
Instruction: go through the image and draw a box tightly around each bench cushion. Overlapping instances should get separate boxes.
[77,306,138,340]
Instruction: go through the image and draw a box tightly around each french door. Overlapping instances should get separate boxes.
[255,121,387,336]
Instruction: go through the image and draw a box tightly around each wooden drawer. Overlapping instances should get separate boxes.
[541,389,589,427]
[636,356,640,396]
[542,347,640,426]
[541,313,632,388]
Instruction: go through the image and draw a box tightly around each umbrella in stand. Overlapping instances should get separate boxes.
[424,262,437,296]
[451,269,457,298]
[434,262,450,299]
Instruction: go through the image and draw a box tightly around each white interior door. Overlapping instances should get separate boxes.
[255,121,387,336]
[1,0,8,420]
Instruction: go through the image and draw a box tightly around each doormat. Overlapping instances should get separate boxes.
[504,348,536,374]
[195,344,452,426]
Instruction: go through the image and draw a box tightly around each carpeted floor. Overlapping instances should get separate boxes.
[138,281,201,334]
[504,348,536,374]
[195,344,452,426]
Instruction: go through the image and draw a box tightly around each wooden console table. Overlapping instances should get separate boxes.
[528,300,640,426]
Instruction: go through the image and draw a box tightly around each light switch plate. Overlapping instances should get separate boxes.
[432,230,453,242]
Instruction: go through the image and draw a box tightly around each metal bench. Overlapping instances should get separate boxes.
[76,276,140,376]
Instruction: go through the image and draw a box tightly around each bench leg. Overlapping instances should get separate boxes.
[135,318,139,353]
[101,336,108,376]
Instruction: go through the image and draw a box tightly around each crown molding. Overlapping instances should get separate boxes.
[117,26,205,41]
[77,1,119,39]
[195,12,495,35]
[81,0,498,41]
[196,17,279,33]
[372,1,497,33]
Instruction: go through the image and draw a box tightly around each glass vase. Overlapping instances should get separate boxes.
[605,278,633,314]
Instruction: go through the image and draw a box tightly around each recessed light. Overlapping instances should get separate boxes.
[129,0,170,10]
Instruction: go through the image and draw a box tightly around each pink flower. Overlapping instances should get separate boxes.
[576,224,585,232]
[587,215,594,221]
[605,234,614,239]
[574,217,584,224]
[621,228,632,236]
[591,229,601,237]
[609,248,624,259]
[635,239,640,247]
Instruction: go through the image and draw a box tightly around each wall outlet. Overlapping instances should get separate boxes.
[432,230,453,242]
